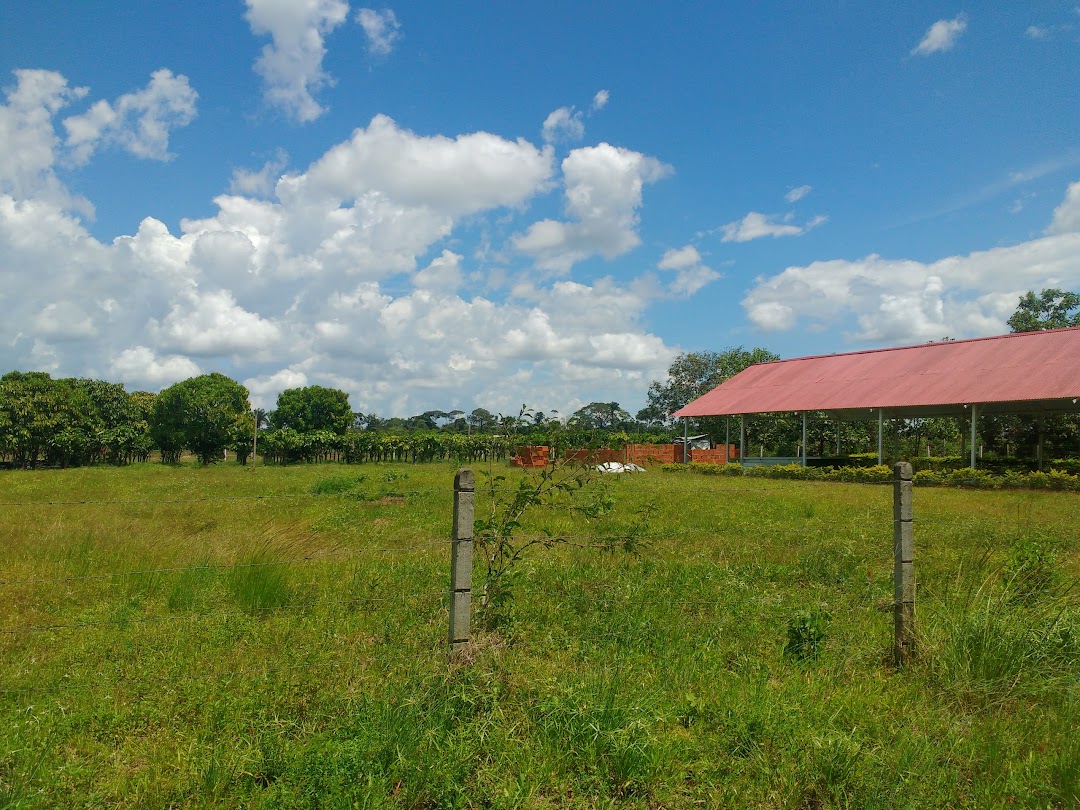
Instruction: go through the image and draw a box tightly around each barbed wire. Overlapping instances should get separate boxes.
[0,539,454,587]
[0,487,449,508]
[0,589,446,635]
[0,638,451,697]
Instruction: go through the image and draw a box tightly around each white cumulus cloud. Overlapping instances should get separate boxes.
[0,71,677,417]
[657,245,720,297]
[229,149,289,197]
[1046,179,1080,235]
[721,211,826,243]
[785,184,812,203]
[912,14,968,56]
[0,69,88,206]
[742,181,1080,345]
[514,143,672,272]
[245,0,350,123]
[542,106,585,143]
[109,346,202,390]
[148,289,282,357]
[62,69,197,164]
[356,8,402,55]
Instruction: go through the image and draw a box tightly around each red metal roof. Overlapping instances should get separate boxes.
[673,327,1080,419]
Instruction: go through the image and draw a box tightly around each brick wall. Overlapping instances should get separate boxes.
[690,445,736,464]
[625,443,677,466]
[512,443,738,468]
[563,448,625,466]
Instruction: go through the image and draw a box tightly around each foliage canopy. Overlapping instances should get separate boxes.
[1007,288,1080,333]
[151,373,251,465]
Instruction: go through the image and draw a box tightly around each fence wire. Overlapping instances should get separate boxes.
[0,487,448,508]
[0,539,453,588]
[0,637,452,697]
[2,468,1074,704]
[0,589,447,635]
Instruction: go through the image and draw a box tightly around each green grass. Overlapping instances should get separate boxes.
[0,461,1078,808]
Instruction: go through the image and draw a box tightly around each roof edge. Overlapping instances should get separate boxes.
[746,325,1080,368]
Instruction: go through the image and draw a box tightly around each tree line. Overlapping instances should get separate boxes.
[0,373,680,469]
[2,288,1076,469]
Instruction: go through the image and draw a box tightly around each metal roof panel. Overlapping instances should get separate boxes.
[673,327,1080,418]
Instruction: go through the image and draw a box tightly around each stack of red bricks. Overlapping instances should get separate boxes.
[510,446,550,467]
[689,445,736,464]
[625,444,677,466]
[563,448,625,466]
[511,443,739,468]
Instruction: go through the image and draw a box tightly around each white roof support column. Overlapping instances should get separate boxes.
[801,411,807,467]
[969,403,980,469]
[1037,414,1045,472]
[877,409,884,466]
[740,414,746,465]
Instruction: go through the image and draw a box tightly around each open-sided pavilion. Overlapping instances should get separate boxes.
[673,327,1080,469]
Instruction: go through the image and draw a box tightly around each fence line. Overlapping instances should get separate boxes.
[0,488,448,508]
[0,640,451,696]
[4,463,1072,705]
[0,540,453,587]
[0,590,446,635]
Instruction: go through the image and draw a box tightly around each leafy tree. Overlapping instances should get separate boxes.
[0,372,93,466]
[468,408,496,433]
[646,348,779,420]
[71,379,145,465]
[151,373,251,465]
[645,347,779,441]
[569,401,633,430]
[274,385,352,434]
[1007,289,1080,332]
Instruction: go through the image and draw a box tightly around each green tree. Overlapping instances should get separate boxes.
[1007,289,1080,332]
[468,408,496,433]
[569,401,633,431]
[645,348,780,420]
[645,347,779,441]
[0,372,96,467]
[151,373,251,465]
[274,385,352,434]
[71,379,146,465]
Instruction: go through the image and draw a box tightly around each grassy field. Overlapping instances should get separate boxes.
[1,461,1078,809]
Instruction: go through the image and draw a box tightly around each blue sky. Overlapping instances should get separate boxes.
[2,2,1079,418]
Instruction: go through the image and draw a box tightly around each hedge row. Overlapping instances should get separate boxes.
[660,462,1080,491]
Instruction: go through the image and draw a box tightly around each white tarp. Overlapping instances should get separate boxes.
[595,461,646,474]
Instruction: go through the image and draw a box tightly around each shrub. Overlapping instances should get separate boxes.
[914,469,945,487]
[785,611,830,661]
[1046,469,1080,491]
[945,468,998,489]
[1049,458,1080,476]
[824,465,892,484]
[310,474,367,495]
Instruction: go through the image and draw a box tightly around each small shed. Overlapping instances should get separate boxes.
[673,327,1080,468]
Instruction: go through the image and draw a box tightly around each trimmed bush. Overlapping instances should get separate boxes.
[661,461,1080,492]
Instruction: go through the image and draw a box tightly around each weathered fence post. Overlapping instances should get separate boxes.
[893,461,915,666]
[449,469,475,652]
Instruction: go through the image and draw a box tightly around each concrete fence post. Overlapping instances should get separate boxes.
[893,461,915,666]
[449,468,475,652]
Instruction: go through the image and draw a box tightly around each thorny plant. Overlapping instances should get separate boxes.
[473,406,653,629]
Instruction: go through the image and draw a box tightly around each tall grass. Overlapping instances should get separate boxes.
[0,462,1077,807]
